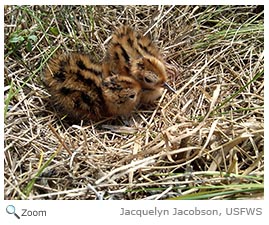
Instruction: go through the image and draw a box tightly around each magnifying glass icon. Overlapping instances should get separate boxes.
[6,205,20,219]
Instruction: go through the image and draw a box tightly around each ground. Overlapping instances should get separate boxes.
[4,5,264,200]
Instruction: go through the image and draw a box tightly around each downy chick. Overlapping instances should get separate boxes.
[103,26,176,104]
[43,52,141,122]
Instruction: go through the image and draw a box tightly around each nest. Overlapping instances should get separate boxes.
[4,5,264,200]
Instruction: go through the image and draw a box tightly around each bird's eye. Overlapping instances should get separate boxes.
[144,76,154,84]
[129,94,136,100]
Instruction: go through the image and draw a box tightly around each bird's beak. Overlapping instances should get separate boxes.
[163,82,176,93]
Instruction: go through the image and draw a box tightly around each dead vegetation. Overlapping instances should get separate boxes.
[4,5,264,200]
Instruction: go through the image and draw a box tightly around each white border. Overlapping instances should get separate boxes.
[1,2,267,225]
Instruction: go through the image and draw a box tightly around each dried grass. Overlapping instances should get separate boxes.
[4,5,264,200]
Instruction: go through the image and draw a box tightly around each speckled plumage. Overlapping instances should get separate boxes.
[43,52,141,121]
[103,26,170,104]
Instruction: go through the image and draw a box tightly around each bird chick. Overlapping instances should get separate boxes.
[103,26,175,104]
[43,52,141,122]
